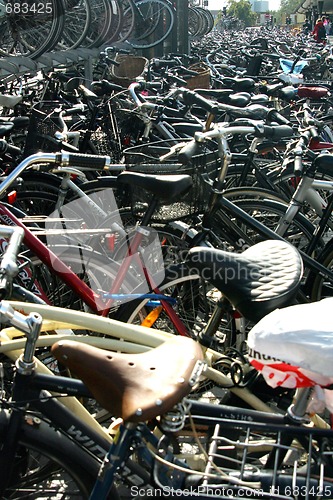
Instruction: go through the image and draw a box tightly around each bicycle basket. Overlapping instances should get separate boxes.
[110,54,149,87]
[153,408,333,500]
[23,101,63,157]
[185,63,211,90]
[123,139,220,221]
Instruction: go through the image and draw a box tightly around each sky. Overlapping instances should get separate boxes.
[208,0,281,11]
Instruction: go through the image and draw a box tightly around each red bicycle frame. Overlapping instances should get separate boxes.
[0,203,189,335]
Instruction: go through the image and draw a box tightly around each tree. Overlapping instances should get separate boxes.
[280,0,301,16]
[226,0,256,27]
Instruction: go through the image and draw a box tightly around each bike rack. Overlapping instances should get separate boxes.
[0,48,101,83]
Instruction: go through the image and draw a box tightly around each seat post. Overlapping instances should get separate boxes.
[287,387,314,424]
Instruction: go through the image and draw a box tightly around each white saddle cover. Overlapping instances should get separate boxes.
[247,298,333,389]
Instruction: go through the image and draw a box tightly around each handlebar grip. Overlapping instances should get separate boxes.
[58,153,111,170]
[169,75,188,86]
[78,84,98,99]
[152,59,179,68]
[65,105,85,116]
[178,140,201,164]
[182,90,218,115]
[294,155,303,175]
[0,139,21,157]
[257,125,294,140]
[267,109,292,126]
[144,81,163,91]
[91,80,123,95]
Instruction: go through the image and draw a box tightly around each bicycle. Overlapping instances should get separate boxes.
[50,297,333,499]
[0,267,332,498]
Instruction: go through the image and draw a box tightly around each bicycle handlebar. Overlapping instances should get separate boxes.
[178,122,294,164]
[182,89,219,115]
[58,152,111,170]
[0,152,111,198]
[266,109,292,126]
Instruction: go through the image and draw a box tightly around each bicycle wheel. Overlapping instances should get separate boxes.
[306,237,333,300]
[13,191,59,218]
[102,0,123,44]
[17,245,138,314]
[188,7,203,37]
[115,0,135,42]
[127,0,175,49]
[56,0,91,50]
[0,410,104,498]
[118,261,234,353]
[0,0,65,58]
[210,197,315,253]
[82,0,114,47]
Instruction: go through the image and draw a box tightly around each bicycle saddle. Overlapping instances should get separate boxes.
[314,153,333,171]
[222,77,256,92]
[0,123,14,137]
[0,116,29,129]
[227,93,251,107]
[186,240,303,323]
[51,336,204,422]
[117,172,193,201]
[250,94,269,105]
[278,86,297,102]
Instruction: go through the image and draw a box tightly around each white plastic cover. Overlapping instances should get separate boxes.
[247,298,333,378]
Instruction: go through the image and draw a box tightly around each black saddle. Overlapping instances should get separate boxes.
[117,171,193,202]
[186,240,303,323]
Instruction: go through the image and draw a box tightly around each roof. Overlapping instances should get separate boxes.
[295,0,333,14]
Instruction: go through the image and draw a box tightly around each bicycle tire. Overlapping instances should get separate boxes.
[115,0,135,42]
[56,0,92,50]
[126,0,175,49]
[306,237,333,300]
[117,257,234,352]
[210,197,315,253]
[0,409,108,498]
[0,0,65,58]
[17,245,138,314]
[188,7,203,37]
[193,7,210,37]
[196,7,214,34]
[82,0,114,48]
[102,0,124,44]
[13,191,59,218]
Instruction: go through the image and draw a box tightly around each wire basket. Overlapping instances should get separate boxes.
[23,101,63,157]
[123,139,220,222]
[153,410,333,500]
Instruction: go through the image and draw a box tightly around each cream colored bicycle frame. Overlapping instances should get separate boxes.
[1,301,327,434]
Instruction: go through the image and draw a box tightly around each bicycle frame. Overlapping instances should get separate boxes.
[3,300,292,415]
[182,124,333,284]
[1,301,329,499]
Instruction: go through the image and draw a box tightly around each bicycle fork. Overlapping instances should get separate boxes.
[0,307,43,494]
[90,422,138,499]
